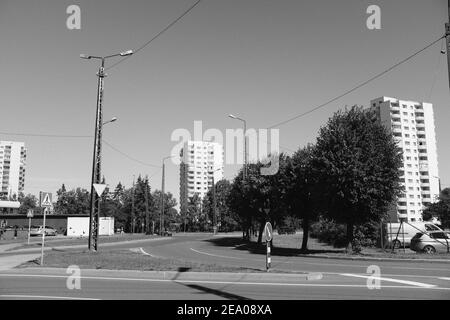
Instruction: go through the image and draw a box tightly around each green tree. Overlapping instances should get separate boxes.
[54,185,90,215]
[18,193,38,215]
[422,188,450,228]
[284,145,320,251]
[203,179,239,232]
[152,189,179,232]
[313,106,403,252]
[228,155,290,243]
[186,193,202,231]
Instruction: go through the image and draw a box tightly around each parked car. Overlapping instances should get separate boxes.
[30,225,58,236]
[410,231,450,254]
[387,222,443,248]
[277,227,296,235]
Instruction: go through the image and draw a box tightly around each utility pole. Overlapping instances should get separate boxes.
[446,0,450,91]
[131,175,135,233]
[160,161,165,235]
[144,175,150,234]
[212,173,217,235]
[87,59,105,252]
[80,49,133,251]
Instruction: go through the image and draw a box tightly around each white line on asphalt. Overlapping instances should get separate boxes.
[0,294,99,300]
[439,277,450,281]
[0,273,449,290]
[340,273,436,288]
[298,260,450,272]
[139,247,158,258]
[190,248,243,260]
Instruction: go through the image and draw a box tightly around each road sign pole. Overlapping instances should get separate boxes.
[266,240,271,271]
[27,217,31,245]
[40,207,47,266]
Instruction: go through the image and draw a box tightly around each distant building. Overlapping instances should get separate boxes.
[371,97,440,223]
[0,141,27,199]
[179,141,224,216]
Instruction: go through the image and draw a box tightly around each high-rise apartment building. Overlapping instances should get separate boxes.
[0,141,27,198]
[179,141,224,216]
[371,97,440,223]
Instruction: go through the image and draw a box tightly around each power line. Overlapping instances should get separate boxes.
[106,0,203,71]
[0,132,91,138]
[102,139,161,168]
[267,35,446,129]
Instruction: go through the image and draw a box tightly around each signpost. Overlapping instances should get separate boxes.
[263,221,273,272]
[39,192,52,266]
[27,209,34,245]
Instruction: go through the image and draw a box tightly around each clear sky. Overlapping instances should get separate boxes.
[1,0,449,204]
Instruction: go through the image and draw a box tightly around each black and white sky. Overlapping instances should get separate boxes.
[0,0,449,201]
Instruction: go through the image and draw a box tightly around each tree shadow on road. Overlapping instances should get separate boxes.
[172,267,251,300]
[204,237,345,257]
[178,283,251,300]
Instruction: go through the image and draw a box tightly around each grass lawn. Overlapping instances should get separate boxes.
[6,233,158,251]
[19,249,265,273]
[235,232,450,260]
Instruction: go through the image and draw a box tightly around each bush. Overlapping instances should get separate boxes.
[311,218,379,249]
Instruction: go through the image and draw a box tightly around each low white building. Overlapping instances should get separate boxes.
[67,217,114,237]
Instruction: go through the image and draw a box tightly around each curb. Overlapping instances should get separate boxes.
[294,253,450,263]
[7,267,324,283]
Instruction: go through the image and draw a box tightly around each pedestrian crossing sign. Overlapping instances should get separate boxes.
[40,192,52,207]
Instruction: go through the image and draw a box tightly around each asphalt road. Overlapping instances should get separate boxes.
[1,233,450,300]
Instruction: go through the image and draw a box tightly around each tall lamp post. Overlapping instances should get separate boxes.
[80,50,133,251]
[160,155,174,236]
[228,114,247,180]
[210,167,222,235]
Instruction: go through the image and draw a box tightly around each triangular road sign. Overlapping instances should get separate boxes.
[93,184,107,196]
[40,192,52,207]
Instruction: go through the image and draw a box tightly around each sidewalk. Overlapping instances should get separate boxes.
[0,243,23,253]
[0,253,41,271]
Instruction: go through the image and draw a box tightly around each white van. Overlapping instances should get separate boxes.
[386,222,443,248]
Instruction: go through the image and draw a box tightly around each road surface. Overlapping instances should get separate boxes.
[1,233,449,300]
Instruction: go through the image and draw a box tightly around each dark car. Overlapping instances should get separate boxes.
[277,227,296,235]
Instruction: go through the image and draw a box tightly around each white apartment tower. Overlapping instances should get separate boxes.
[371,97,440,223]
[0,141,27,198]
[179,141,224,215]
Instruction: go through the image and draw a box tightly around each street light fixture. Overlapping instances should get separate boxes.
[228,114,247,180]
[81,50,133,251]
[102,117,117,126]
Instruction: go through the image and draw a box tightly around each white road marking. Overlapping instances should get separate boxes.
[297,260,450,272]
[0,294,99,300]
[190,248,243,260]
[139,247,158,258]
[0,273,448,290]
[340,273,436,288]
[439,277,450,281]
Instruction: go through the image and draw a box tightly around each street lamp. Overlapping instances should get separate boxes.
[228,114,247,180]
[160,155,175,236]
[81,50,133,251]
[210,166,222,235]
[102,117,117,126]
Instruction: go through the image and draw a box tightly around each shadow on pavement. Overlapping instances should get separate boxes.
[172,267,251,299]
[204,236,345,257]
[180,283,251,300]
